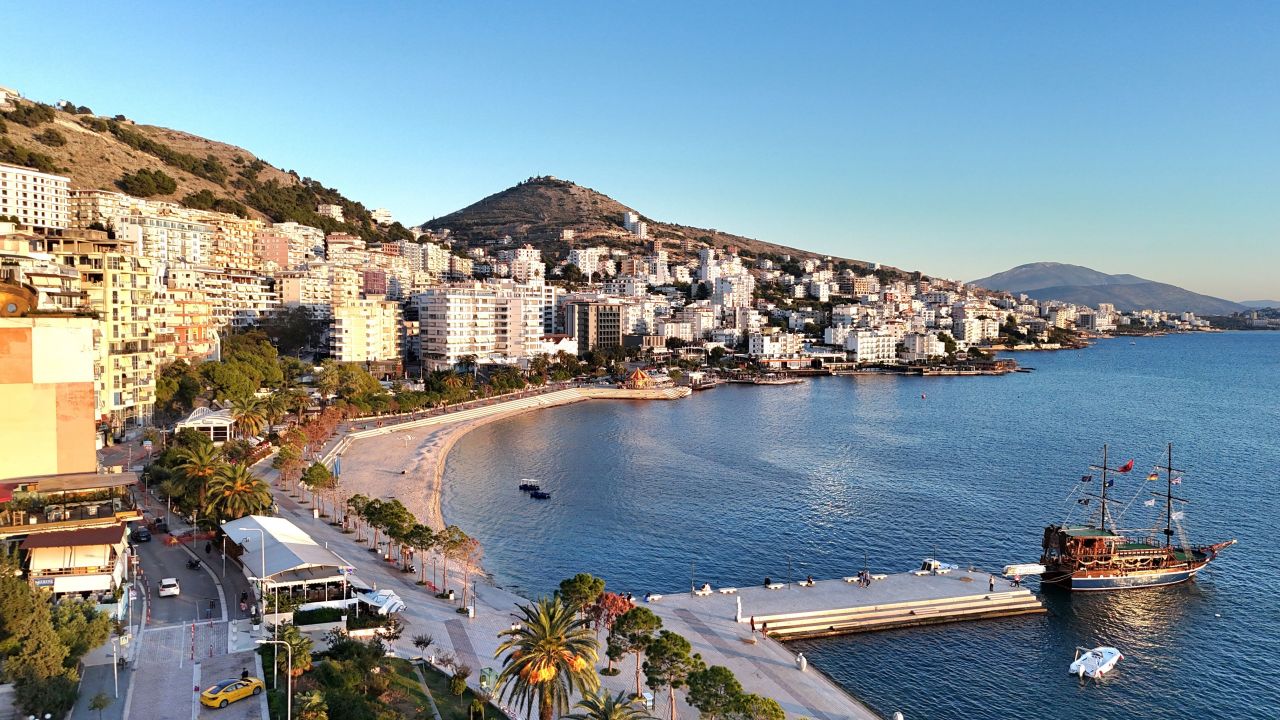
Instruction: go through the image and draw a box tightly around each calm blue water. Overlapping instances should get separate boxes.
[442,332,1280,720]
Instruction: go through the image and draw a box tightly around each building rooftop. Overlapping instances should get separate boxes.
[20,523,126,549]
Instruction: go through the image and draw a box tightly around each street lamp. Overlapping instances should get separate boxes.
[256,639,292,720]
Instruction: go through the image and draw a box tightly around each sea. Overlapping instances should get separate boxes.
[441,332,1280,720]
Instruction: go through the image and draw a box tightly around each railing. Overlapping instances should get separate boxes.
[0,497,138,533]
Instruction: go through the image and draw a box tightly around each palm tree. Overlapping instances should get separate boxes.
[495,597,600,720]
[263,393,289,429]
[566,689,656,720]
[204,464,273,521]
[296,690,328,720]
[230,395,267,439]
[174,443,223,508]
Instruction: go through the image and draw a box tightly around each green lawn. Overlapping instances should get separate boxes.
[388,658,502,720]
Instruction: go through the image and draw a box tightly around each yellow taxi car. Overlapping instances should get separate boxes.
[199,676,265,708]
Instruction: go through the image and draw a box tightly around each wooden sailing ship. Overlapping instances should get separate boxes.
[1040,444,1236,591]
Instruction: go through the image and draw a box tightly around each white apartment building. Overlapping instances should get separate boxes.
[115,215,213,272]
[902,332,946,362]
[953,317,1001,343]
[329,298,402,363]
[0,163,70,232]
[748,331,804,358]
[414,282,545,370]
[370,208,394,225]
[510,244,546,283]
[568,246,608,278]
[846,330,898,364]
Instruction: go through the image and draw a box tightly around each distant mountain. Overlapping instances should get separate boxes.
[1240,300,1280,309]
[972,262,1247,315]
[423,176,874,267]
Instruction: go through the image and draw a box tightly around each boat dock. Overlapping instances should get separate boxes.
[640,568,1043,718]
[651,568,1045,641]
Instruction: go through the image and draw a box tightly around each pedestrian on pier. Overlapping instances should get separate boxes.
[989,574,995,592]
[750,615,756,635]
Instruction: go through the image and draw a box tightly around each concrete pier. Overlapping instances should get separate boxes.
[652,569,1045,642]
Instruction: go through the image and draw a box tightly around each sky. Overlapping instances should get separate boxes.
[3,2,1277,300]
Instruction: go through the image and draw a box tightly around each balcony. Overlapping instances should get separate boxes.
[0,474,140,538]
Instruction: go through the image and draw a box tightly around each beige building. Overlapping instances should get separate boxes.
[0,162,70,232]
[169,266,277,329]
[0,311,140,601]
[42,235,157,434]
[329,298,402,374]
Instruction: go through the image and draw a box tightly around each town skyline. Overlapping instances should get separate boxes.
[3,3,1277,300]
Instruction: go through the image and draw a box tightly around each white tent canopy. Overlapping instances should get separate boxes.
[221,515,356,588]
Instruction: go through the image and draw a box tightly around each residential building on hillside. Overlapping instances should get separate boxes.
[414,282,545,369]
[0,163,70,232]
[317,203,345,222]
[371,208,394,225]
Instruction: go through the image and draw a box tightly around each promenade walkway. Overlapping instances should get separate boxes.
[251,383,880,720]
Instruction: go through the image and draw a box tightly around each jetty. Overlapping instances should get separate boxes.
[650,568,1045,640]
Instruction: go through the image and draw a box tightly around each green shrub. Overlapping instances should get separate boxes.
[35,128,66,147]
[293,607,344,626]
[118,168,177,197]
[0,138,60,173]
[2,103,55,127]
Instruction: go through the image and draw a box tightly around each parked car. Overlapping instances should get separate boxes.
[157,577,180,597]
[130,527,152,543]
[199,677,264,708]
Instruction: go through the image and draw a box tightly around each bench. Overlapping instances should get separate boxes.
[766,583,786,590]
[693,588,713,597]
[646,594,663,602]
[718,587,738,594]
[798,580,815,587]
[843,576,859,583]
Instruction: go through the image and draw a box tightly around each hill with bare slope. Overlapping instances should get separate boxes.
[0,93,410,244]
[424,176,879,268]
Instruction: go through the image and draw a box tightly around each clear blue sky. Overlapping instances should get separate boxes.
[4,2,1277,300]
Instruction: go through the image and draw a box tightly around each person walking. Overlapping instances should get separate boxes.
[989,574,995,592]
[750,615,757,636]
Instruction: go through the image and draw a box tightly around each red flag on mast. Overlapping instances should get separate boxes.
[1117,459,1135,473]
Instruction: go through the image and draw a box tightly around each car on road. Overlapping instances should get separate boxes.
[130,527,151,543]
[199,677,264,708]
[157,577,180,597]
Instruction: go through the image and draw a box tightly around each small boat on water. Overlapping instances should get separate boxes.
[1039,444,1236,591]
[529,490,552,500]
[518,480,541,492]
[1070,646,1123,679]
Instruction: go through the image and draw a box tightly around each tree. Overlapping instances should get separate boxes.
[643,631,703,720]
[118,168,177,197]
[7,595,69,682]
[412,634,434,657]
[230,394,268,439]
[261,624,313,678]
[723,695,785,720]
[51,599,112,666]
[89,692,112,720]
[495,597,600,720]
[559,573,606,614]
[436,525,468,592]
[175,442,223,508]
[300,462,336,513]
[685,665,743,719]
[297,690,328,720]
[204,464,273,521]
[451,665,472,697]
[609,607,663,698]
[35,128,67,146]
[566,688,657,720]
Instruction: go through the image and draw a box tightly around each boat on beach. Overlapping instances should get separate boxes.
[1039,444,1236,591]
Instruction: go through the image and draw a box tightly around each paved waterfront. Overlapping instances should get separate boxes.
[252,390,879,720]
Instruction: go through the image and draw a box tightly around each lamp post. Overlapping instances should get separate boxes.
[256,639,292,720]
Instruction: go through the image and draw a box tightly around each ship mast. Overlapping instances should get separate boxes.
[1101,444,1110,531]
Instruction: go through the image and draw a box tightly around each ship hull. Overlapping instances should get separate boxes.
[1068,567,1197,591]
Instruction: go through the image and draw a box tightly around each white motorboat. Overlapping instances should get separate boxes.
[1070,646,1123,679]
